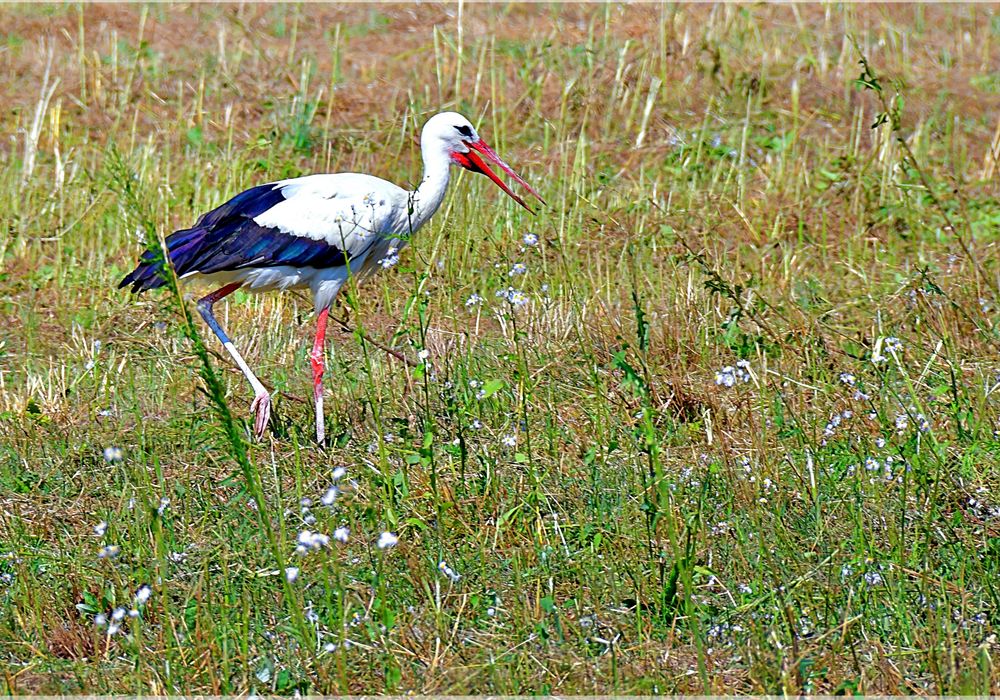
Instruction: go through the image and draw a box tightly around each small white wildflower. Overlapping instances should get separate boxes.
[168,551,186,563]
[738,583,752,594]
[134,584,152,606]
[734,359,752,382]
[111,607,126,622]
[378,247,400,269]
[895,413,909,434]
[377,532,398,550]
[884,337,903,352]
[715,367,736,387]
[497,287,528,307]
[323,642,337,653]
[285,567,299,583]
[157,497,170,516]
[107,622,121,635]
[465,293,483,308]
[509,262,527,276]
[438,560,461,583]
[128,608,140,618]
[331,466,347,482]
[321,486,339,507]
[94,521,107,537]
[716,362,751,387]
[470,419,483,430]
[501,434,517,448]
[103,446,123,463]
[296,530,329,552]
[486,607,496,617]
[97,544,120,559]
[864,571,883,587]
[333,526,349,543]
[94,613,107,627]
[523,232,539,246]
[418,349,430,361]
[839,372,856,386]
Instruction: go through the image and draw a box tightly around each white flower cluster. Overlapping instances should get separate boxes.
[296,530,330,554]
[94,584,154,635]
[823,409,853,440]
[438,560,461,583]
[872,336,903,365]
[97,544,120,559]
[496,287,529,307]
[715,360,752,388]
[378,245,400,269]
[320,466,348,507]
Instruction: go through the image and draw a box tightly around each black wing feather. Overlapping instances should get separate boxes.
[119,183,348,293]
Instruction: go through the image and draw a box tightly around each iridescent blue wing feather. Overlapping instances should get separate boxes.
[119,183,348,293]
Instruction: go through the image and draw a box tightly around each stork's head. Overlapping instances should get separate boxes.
[422,111,545,212]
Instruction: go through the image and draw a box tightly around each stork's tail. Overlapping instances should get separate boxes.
[119,183,286,294]
[118,227,207,293]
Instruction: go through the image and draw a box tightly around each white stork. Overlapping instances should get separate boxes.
[120,111,544,444]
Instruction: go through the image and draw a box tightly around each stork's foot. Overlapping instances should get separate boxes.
[250,391,272,438]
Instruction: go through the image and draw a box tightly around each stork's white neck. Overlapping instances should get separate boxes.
[407,137,453,232]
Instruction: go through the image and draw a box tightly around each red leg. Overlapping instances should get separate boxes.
[311,307,330,445]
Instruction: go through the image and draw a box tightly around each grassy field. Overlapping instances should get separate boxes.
[2,2,1000,694]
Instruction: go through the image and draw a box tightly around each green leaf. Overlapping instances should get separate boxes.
[480,379,504,399]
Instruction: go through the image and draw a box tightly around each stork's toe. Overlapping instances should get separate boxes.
[250,391,271,438]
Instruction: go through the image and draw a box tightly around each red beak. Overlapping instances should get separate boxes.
[452,139,546,213]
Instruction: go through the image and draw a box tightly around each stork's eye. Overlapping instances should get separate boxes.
[455,124,473,138]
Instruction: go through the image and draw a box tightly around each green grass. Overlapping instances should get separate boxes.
[2,2,1000,694]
